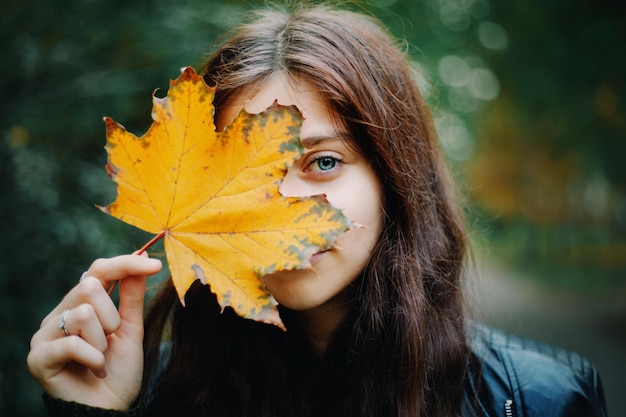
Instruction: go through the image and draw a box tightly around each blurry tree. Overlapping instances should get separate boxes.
[1,0,247,414]
[376,0,626,286]
[465,0,626,285]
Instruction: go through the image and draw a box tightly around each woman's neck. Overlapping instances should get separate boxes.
[290,291,353,357]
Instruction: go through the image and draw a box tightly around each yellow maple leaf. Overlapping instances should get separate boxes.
[100,67,351,328]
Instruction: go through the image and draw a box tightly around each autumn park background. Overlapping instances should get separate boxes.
[1,0,624,415]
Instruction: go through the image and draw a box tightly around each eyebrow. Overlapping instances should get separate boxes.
[300,133,352,148]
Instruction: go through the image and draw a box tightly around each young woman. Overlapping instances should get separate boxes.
[28,3,607,417]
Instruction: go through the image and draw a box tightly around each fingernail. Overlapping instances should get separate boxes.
[97,367,108,379]
[146,258,161,267]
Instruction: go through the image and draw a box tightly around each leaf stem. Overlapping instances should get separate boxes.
[137,231,167,255]
[107,231,167,296]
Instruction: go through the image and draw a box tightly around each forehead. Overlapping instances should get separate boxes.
[215,74,339,139]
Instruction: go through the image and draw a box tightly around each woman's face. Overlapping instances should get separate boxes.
[216,74,384,314]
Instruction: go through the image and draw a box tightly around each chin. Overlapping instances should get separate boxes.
[277,300,320,312]
[270,288,328,312]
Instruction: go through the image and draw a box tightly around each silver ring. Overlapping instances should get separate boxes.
[59,310,71,337]
[79,271,88,283]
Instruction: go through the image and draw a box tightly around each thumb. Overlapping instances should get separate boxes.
[117,254,161,330]
[118,274,148,329]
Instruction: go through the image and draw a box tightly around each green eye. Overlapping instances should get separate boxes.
[317,156,336,171]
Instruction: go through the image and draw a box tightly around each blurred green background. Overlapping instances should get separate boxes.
[1,0,624,415]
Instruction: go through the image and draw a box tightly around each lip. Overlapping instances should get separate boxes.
[309,249,329,264]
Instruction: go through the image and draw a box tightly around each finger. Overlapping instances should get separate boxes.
[85,254,162,287]
[48,304,110,351]
[28,336,107,381]
[117,274,147,335]
[118,252,161,330]
[40,277,120,333]
[34,302,112,350]
[67,304,110,351]
[40,254,161,327]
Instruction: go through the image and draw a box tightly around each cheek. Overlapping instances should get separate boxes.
[326,176,384,233]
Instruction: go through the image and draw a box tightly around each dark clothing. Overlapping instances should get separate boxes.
[42,325,608,417]
[462,324,607,417]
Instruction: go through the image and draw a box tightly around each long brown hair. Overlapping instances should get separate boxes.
[144,4,469,417]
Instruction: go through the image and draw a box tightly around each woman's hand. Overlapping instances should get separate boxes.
[27,254,162,410]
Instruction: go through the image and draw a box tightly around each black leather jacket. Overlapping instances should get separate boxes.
[463,324,608,417]
[42,324,608,417]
